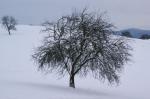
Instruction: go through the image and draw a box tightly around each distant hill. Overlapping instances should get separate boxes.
[116,28,150,38]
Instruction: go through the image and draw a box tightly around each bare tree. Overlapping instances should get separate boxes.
[32,9,131,88]
[1,16,17,35]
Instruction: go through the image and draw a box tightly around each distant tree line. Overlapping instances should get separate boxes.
[140,34,150,39]
[121,31,133,38]
[121,31,150,40]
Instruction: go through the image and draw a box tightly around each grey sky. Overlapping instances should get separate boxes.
[0,0,149,30]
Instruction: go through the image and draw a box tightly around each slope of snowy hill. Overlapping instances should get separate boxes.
[0,25,150,99]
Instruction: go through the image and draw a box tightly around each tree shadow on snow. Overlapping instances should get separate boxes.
[8,80,114,97]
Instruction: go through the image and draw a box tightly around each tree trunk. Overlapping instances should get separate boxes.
[8,30,11,35]
[6,25,11,35]
[69,74,75,88]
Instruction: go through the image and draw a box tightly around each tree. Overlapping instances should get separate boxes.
[1,16,17,35]
[32,9,131,88]
[121,31,132,38]
[140,34,150,39]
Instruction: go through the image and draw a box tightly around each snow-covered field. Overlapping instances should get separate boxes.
[0,25,150,99]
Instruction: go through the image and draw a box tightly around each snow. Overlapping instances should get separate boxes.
[0,25,150,99]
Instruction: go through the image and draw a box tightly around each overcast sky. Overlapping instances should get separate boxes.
[0,0,149,30]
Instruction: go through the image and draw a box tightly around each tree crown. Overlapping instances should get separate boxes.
[1,16,17,30]
[33,9,131,85]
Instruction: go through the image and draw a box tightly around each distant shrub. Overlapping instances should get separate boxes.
[140,34,150,39]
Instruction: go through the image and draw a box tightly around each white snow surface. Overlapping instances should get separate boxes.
[0,25,150,99]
